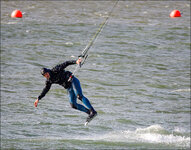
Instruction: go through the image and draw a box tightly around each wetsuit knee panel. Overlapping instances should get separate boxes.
[70,103,77,109]
[77,94,83,101]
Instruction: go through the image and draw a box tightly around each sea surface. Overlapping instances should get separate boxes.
[1,1,190,149]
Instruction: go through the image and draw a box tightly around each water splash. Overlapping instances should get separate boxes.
[172,89,190,92]
[81,125,190,148]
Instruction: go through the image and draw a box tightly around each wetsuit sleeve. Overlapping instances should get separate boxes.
[38,81,52,100]
[52,60,76,72]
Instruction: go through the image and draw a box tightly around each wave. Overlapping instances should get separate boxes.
[81,125,190,148]
[172,88,190,92]
[22,125,190,149]
[1,21,18,25]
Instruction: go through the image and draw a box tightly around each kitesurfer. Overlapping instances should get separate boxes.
[34,58,97,123]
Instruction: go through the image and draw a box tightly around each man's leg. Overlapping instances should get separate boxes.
[72,76,96,112]
[67,86,90,114]
[72,76,97,123]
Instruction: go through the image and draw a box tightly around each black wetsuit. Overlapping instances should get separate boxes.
[38,60,76,100]
[38,60,96,116]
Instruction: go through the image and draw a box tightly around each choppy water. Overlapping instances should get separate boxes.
[1,1,190,149]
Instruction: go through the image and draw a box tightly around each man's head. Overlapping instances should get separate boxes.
[41,68,51,79]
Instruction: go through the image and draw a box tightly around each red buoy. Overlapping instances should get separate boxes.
[11,10,23,18]
[170,10,181,18]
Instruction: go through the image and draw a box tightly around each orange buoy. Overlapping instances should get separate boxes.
[170,10,181,18]
[11,10,23,18]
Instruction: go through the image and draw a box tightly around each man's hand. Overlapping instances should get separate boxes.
[34,99,39,107]
[76,58,82,65]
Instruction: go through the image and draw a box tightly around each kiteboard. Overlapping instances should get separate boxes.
[84,113,97,126]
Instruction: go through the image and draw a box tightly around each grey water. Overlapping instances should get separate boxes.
[1,1,190,149]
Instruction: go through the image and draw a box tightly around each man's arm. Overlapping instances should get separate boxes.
[34,81,52,107]
[38,81,52,100]
[52,60,76,72]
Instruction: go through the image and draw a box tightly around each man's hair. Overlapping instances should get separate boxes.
[41,68,51,76]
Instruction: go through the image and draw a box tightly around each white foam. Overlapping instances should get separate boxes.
[172,88,190,92]
[7,22,18,25]
[81,125,190,148]
[174,127,187,133]
[65,42,73,46]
